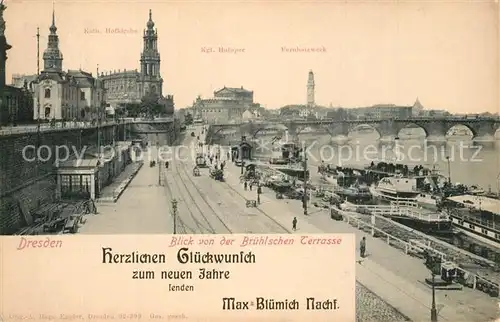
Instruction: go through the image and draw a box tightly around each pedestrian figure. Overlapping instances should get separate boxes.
[257,185,262,204]
[292,217,297,231]
[249,182,253,191]
[165,161,169,169]
[360,237,366,258]
[221,163,225,171]
[244,181,248,191]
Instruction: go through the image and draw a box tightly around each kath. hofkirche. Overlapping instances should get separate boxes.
[12,9,172,120]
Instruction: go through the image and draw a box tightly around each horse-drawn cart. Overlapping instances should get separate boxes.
[210,168,224,181]
[268,181,293,199]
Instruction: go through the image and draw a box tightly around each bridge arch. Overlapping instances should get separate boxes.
[347,124,381,140]
[396,123,428,139]
[445,124,475,139]
[252,124,288,139]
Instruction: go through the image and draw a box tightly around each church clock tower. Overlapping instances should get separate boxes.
[42,8,63,72]
[140,9,163,97]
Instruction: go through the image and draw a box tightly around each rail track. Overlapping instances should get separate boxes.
[163,158,232,234]
[163,163,218,234]
[219,179,291,233]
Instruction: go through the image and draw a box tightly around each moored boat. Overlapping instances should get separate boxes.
[370,176,440,209]
[268,142,310,180]
[443,194,500,250]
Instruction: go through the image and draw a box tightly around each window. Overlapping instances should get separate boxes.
[44,107,51,118]
[72,175,82,191]
[44,88,51,98]
[60,175,71,192]
[80,92,85,100]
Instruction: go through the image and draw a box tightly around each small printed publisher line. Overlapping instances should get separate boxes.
[222,297,339,310]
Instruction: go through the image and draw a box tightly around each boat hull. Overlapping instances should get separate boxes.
[273,167,310,181]
[390,216,453,236]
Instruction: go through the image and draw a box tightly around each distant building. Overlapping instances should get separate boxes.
[307,70,315,108]
[412,98,424,116]
[347,103,413,119]
[0,3,34,125]
[192,86,260,124]
[11,74,38,90]
[32,9,104,121]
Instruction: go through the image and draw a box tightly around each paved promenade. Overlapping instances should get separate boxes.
[79,148,174,234]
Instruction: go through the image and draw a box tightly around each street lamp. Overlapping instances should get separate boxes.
[446,156,451,184]
[171,199,178,234]
[496,173,500,198]
[424,252,441,322]
[302,147,308,216]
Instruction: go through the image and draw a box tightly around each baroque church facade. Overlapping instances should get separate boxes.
[99,10,173,110]
[33,10,104,121]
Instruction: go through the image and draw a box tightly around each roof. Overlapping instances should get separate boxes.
[38,71,66,83]
[58,159,99,168]
[214,86,253,94]
[67,70,95,88]
[447,195,500,215]
[232,142,252,148]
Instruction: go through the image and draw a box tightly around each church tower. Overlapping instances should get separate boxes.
[140,9,163,97]
[307,70,315,107]
[0,1,12,88]
[42,7,63,72]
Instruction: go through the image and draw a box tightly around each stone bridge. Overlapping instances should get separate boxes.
[207,117,500,142]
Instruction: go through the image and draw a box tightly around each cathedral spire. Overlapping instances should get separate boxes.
[50,2,57,34]
[147,9,154,29]
[43,2,63,72]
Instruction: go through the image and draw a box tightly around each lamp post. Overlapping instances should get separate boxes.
[171,199,178,234]
[446,156,451,184]
[425,252,441,322]
[157,133,161,185]
[496,173,500,198]
[302,147,308,216]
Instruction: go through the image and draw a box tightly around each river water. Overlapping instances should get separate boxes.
[239,129,500,192]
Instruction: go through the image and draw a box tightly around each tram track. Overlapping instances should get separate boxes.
[163,162,216,234]
[219,179,290,233]
[162,170,194,234]
[176,160,233,233]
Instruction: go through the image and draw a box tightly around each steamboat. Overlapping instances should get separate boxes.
[370,176,440,209]
[268,142,310,181]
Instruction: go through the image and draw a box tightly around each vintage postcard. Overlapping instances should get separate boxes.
[0,0,499,321]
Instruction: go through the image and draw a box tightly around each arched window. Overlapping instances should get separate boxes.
[44,88,51,98]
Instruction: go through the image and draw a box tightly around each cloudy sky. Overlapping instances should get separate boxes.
[3,0,499,113]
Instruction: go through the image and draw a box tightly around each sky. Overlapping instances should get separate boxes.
[3,0,499,113]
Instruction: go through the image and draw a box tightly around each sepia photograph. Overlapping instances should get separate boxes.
[0,0,499,321]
